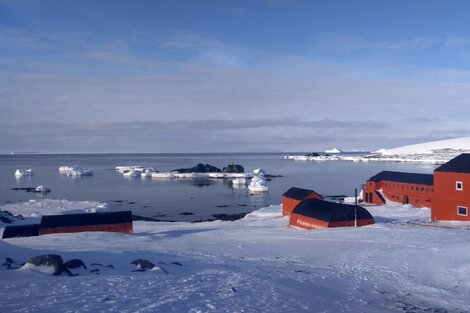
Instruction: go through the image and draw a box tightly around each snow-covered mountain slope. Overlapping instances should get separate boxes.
[2,200,470,312]
[382,137,470,155]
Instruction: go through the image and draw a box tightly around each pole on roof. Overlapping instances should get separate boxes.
[354,188,358,227]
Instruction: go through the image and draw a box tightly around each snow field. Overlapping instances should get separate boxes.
[1,201,470,312]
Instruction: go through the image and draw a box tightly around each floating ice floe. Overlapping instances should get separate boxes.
[116,166,144,174]
[141,168,158,178]
[151,172,175,179]
[232,177,247,188]
[248,169,268,192]
[123,169,141,178]
[59,165,94,176]
[325,148,342,154]
[15,169,33,177]
[35,185,51,193]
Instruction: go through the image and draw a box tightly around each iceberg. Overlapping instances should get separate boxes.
[325,148,342,154]
[14,169,33,177]
[35,185,51,193]
[248,169,268,192]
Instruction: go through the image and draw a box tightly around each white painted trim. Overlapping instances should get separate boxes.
[456,181,463,191]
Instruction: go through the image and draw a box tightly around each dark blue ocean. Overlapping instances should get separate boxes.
[0,153,437,221]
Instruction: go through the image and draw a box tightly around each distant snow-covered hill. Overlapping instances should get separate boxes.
[378,137,470,155]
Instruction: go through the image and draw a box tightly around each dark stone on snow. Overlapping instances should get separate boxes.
[132,214,176,223]
[172,163,222,173]
[26,255,65,276]
[64,259,87,270]
[180,212,194,216]
[131,259,155,270]
[2,257,21,270]
[90,269,100,274]
[171,262,183,266]
[90,263,114,269]
[211,213,248,221]
[223,164,244,173]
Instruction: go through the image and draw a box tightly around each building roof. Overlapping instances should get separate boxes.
[282,187,323,200]
[435,154,470,174]
[2,224,40,239]
[368,171,433,186]
[40,211,132,228]
[292,199,373,223]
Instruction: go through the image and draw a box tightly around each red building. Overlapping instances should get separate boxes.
[289,198,375,229]
[362,171,433,208]
[432,154,470,221]
[39,211,133,235]
[282,187,323,216]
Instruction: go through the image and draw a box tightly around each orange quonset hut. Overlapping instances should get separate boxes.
[362,171,433,208]
[432,154,470,221]
[282,187,323,216]
[289,199,375,229]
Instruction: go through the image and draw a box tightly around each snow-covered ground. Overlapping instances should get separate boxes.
[285,137,470,164]
[2,200,470,312]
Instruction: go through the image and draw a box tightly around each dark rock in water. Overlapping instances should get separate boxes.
[90,269,100,274]
[11,187,36,192]
[223,163,244,173]
[11,187,51,194]
[180,212,194,216]
[306,152,320,157]
[131,259,155,270]
[26,255,66,276]
[172,163,222,173]
[64,259,87,270]
[216,205,229,208]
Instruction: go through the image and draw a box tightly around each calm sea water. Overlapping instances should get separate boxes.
[0,153,437,221]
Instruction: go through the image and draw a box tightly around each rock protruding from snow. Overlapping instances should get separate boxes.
[223,163,244,173]
[131,259,155,271]
[2,257,22,270]
[23,255,65,276]
[64,259,87,270]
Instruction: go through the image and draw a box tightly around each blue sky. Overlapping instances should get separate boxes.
[1,0,470,153]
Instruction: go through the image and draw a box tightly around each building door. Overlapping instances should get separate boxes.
[403,195,409,204]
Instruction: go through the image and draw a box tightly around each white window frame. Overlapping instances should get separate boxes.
[457,206,468,216]
[456,181,463,191]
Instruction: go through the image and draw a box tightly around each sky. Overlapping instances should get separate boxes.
[1,0,470,153]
